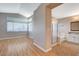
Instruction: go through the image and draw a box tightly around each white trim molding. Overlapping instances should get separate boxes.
[52,42,58,47]
[52,39,65,47]
[33,43,52,52]
[0,36,26,40]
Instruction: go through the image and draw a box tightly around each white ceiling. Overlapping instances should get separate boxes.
[0,3,40,18]
[19,3,40,17]
[0,3,20,13]
[52,3,79,19]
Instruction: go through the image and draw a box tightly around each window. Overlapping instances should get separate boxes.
[29,23,32,32]
[7,16,33,32]
[23,23,27,31]
[7,22,14,31]
[28,17,33,32]
[7,22,27,32]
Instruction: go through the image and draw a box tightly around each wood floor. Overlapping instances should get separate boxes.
[0,37,79,56]
[32,42,79,56]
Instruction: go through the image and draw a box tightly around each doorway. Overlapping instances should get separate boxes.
[46,3,62,48]
[51,17,58,45]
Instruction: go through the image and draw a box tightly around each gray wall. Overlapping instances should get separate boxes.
[0,13,27,39]
[33,4,49,49]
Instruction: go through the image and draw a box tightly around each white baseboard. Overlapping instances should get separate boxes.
[65,40,79,45]
[0,36,26,40]
[45,48,52,52]
[33,43,52,52]
[52,42,58,47]
[52,39,65,47]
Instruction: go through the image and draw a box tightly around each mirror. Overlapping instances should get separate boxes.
[71,21,79,31]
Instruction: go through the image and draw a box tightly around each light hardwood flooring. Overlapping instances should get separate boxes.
[32,42,79,56]
[0,37,79,56]
[0,37,32,56]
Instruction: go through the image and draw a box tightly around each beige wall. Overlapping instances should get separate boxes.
[58,15,79,43]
